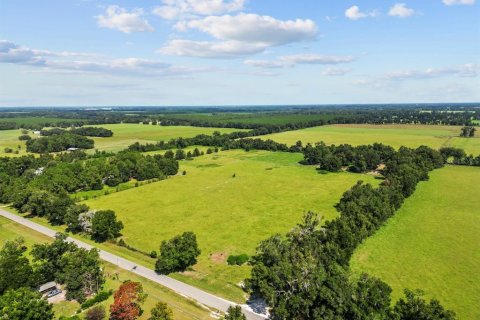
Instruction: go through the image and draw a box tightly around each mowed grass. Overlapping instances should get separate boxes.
[85,150,378,301]
[86,124,246,152]
[262,124,480,155]
[350,166,480,319]
[0,215,213,320]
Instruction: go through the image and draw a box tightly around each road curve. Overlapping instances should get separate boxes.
[0,208,267,320]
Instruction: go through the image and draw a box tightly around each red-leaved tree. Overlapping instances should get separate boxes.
[110,281,146,320]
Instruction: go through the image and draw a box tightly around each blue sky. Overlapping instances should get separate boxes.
[0,0,479,106]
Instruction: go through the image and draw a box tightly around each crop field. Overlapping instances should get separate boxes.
[350,166,480,319]
[165,112,339,125]
[0,129,35,157]
[84,150,378,301]
[261,124,480,155]
[86,124,246,152]
[0,215,212,320]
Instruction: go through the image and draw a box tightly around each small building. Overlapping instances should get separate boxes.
[67,147,79,151]
[38,281,58,294]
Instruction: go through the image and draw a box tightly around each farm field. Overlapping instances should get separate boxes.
[0,215,213,320]
[350,165,480,319]
[84,149,378,301]
[86,124,246,152]
[261,124,480,155]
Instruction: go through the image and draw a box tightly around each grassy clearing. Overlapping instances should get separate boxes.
[262,124,480,155]
[0,215,213,320]
[350,166,480,320]
[0,129,36,157]
[86,124,246,153]
[84,150,378,301]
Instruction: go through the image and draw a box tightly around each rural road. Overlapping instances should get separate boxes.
[0,208,267,320]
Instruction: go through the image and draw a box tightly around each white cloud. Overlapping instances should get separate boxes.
[345,5,378,20]
[322,67,350,76]
[388,3,416,18]
[160,13,318,58]
[96,5,154,33]
[0,40,207,77]
[153,0,245,20]
[443,0,475,5]
[245,54,355,68]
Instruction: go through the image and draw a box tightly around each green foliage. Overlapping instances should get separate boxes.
[148,301,173,320]
[91,210,124,242]
[18,134,32,141]
[0,238,34,294]
[392,290,456,320]
[26,133,94,153]
[223,306,246,320]
[155,232,201,274]
[81,290,113,309]
[0,287,54,320]
[226,254,249,266]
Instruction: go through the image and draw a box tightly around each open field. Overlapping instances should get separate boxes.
[84,150,378,301]
[0,117,82,125]
[261,124,480,155]
[350,166,480,320]
[87,124,246,152]
[0,215,213,320]
[0,129,35,157]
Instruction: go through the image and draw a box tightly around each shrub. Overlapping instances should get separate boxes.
[18,134,31,141]
[227,254,249,266]
[81,290,113,309]
[150,250,158,258]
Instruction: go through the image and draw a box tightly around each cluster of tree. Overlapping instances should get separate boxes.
[460,126,476,137]
[0,234,104,304]
[246,214,455,319]
[155,232,201,274]
[40,126,113,137]
[109,281,174,320]
[26,133,95,153]
[439,147,480,166]
[0,152,175,241]
[246,144,455,319]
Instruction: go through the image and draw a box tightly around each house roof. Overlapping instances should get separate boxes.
[39,281,57,292]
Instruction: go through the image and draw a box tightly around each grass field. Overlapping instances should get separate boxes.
[0,129,35,157]
[261,124,480,155]
[0,117,82,125]
[86,124,246,152]
[350,166,480,319]
[84,150,378,301]
[0,215,213,320]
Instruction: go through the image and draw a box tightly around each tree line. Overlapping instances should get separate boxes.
[0,150,179,242]
[245,144,456,319]
[40,126,114,137]
[26,134,95,153]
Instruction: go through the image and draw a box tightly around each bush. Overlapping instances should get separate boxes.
[227,254,249,266]
[81,290,113,309]
[4,147,13,153]
[18,134,31,141]
[150,250,158,258]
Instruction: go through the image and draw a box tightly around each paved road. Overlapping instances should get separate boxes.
[0,208,267,320]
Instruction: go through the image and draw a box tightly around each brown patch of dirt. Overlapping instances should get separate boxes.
[210,252,227,263]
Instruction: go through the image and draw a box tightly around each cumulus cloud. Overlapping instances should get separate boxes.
[0,40,207,77]
[345,5,378,20]
[96,5,154,33]
[443,0,475,5]
[245,54,355,68]
[388,3,416,17]
[160,13,318,58]
[153,0,245,20]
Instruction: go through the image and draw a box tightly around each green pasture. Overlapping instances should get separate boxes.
[0,215,212,320]
[0,117,81,125]
[84,150,377,301]
[86,123,246,152]
[261,124,480,155]
[0,129,35,157]
[350,165,480,319]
